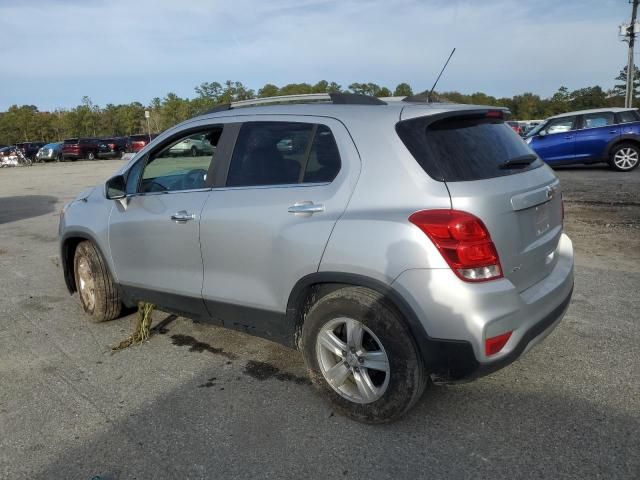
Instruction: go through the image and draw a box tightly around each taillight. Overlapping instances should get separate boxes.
[486,110,504,119]
[409,209,503,282]
[485,331,512,356]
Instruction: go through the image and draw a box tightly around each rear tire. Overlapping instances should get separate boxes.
[73,241,122,322]
[609,142,640,171]
[190,146,198,157]
[302,286,427,423]
[86,151,95,161]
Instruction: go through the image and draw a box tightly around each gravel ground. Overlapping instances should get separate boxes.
[0,160,638,480]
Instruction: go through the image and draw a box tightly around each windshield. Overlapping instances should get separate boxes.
[525,121,547,138]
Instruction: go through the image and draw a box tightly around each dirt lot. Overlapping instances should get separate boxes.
[0,160,638,479]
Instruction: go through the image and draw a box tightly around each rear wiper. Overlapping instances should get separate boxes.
[499,154,537,169]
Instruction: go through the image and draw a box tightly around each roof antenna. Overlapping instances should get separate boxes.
[404,48,456,103]
[427,47,456,102]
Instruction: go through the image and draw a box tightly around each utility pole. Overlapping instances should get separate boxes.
[625,0,639,107]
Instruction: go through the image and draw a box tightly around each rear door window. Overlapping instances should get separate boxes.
[303,125,341,183]
[582,112,614,129]
[396,114,543,182]
[226,122,341,187]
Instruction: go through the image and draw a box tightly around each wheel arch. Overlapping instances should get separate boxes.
[285,272,479,379]
[286,272,430,353]
[60,231,113,294]
[606,135,640,159]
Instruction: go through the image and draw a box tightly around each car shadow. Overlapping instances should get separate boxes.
[0,195,58,224]
[29,361,638,479]
[551,163,611,171]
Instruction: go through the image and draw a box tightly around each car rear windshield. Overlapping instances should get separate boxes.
[64,138,79,144]
[396,113,543,182]
[130,135,148,141]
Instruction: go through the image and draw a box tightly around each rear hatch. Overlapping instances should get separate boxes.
[397,108,563,292]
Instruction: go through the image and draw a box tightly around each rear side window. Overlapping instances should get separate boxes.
[396,114,543,182]
[227,122,341,187]
[617,110,640,123]
[582,112,614,129]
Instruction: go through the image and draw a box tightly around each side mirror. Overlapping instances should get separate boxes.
[538,130,547,137]
[105,175,126,200]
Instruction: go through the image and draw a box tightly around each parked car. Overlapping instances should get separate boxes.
[16,141,46,160]
[36,142,63,162]
[127,134,157,153]
[62,138,101,161]
[98,137,127,159]
[59,93,573,423]
[167,133,215,156]
[525,108,640,171]
[0,146,15,157]
[506,120,523,136]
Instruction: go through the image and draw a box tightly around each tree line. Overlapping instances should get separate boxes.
[1,67,638,145]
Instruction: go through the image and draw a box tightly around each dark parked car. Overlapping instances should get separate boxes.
[98,137,127,158]
[0,146,16,157]
[127,134,157,153]
[16,142,46,160]
[62,138,101,161]
[525,107,640,172]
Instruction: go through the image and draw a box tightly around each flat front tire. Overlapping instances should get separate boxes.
[73,241,122,322]
[302,286,427,423]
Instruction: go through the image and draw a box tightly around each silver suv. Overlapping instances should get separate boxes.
[59,93,574,423]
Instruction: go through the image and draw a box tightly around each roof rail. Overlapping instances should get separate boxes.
[231,93,331,108]
[199,92,387,116]
[228,92,387,109]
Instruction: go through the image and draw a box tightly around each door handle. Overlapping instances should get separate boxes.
[610,130,618,134]
[288,202,325,215]
[564,136,573,139]
[170,210,196,222]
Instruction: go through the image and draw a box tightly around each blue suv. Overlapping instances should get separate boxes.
[525,108,640,172]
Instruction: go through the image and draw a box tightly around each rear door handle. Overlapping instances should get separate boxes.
[564,136,573,139]
[288,202,325,215]
[171,210,196,222]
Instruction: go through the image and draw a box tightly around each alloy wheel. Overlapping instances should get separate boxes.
[316,317,390,404]
[77,257,96,311]
[613,147,639,170]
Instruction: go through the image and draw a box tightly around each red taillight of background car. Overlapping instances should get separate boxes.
[409,209,503,282]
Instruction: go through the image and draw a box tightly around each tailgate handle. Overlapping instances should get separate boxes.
[511,183,559,211]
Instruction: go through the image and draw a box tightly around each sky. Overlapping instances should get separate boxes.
[0,0,635,111]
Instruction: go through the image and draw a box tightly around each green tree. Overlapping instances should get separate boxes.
[569,86,607,110]
[258,83,280,98]
[612,65,640,99]
[393,83,413,97]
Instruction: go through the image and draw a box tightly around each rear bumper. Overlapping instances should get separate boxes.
[392,233,574,381]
